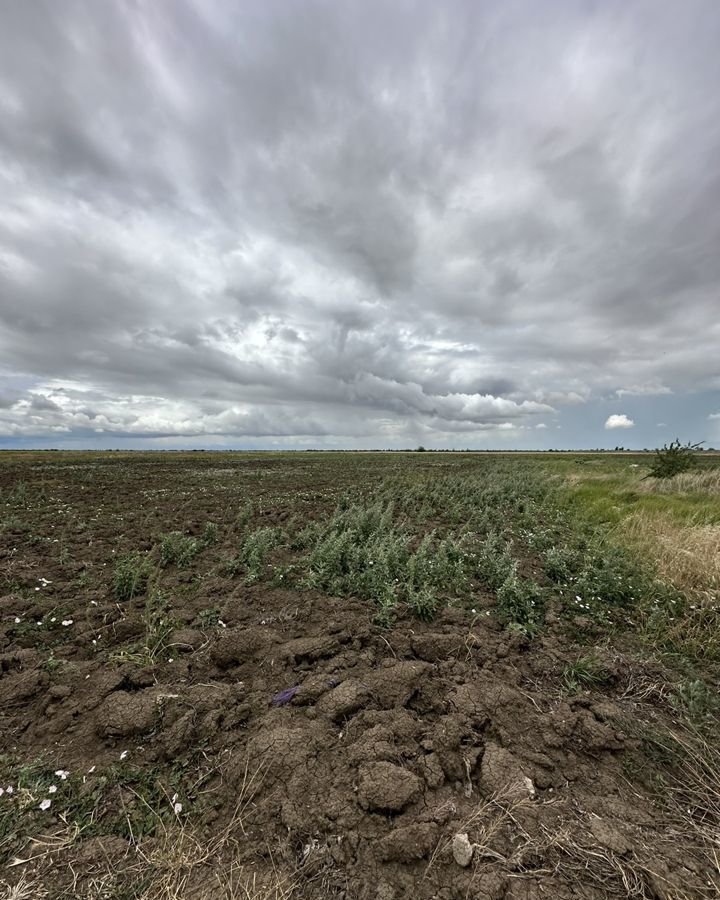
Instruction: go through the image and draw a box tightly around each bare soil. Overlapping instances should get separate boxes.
[0,453,716,899]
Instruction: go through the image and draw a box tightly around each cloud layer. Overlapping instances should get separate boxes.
[1,1,719,447]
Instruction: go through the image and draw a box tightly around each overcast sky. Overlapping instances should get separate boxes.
[1,1,719,450]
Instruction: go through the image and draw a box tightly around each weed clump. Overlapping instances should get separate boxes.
[670,678,720,730]
[113,552,151,602]
[302,499,470,620]
[159,531,200,568]
[230,526,285,583]
[496,571,544,634]
[110,588,175,666]
[563,655,610,692]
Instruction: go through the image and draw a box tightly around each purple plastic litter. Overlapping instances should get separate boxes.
[271,686,299,706]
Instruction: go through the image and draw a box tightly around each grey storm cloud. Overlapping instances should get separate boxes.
[0,0,719,446]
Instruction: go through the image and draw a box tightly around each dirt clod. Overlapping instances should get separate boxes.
[358,761,422,812]
[379,822,439,862]
[316,678,371,721]
[95,690,158,738]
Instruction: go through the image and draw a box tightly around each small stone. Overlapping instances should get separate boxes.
[452,832,474,867]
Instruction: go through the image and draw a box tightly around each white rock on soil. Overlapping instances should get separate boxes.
[452,832,474,867]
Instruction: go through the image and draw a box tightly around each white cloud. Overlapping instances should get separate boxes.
[616,383,672,398]
[605,414,635,430]
[709,413,720,420]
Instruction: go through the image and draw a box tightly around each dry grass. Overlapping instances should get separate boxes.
[637,469,720,496]
[622,511,720,601]
[424,767,720,899]
[0,875,49,900]
[0,758,300,900]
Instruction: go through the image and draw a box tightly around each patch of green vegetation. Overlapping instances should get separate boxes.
[113,551,151,602]
[109,589,176,667]
[234,501,254,530]
[496,572,544,634]
[0,753,213,865]
[562,654,611,692]
[301,499,472,621]
[229,525,286,583]
[196,606,222,627]
[669,678,720,730]
[647,439,703,479]
[159,531,201,568]
[202,521,219,544]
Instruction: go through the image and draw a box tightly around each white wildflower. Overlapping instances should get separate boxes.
[39,798,51,811]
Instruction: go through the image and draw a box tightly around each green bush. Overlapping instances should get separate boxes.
[646,439,702,479]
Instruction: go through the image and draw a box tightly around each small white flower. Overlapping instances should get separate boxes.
[87,766,96,774]
[50,617,56,622]
[174,801,182,814]
[0,788,4,797]
[48,785,57,794]
[167,658,174,663]
[39,798,51,811]
[119,750,129,760]
[6,786,14,794]
[55,770,69,780]
[61,619,73,627]
[14,617,20,624]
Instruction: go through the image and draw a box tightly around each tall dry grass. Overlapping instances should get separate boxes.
[622,512,720,602]
[637,469,720,496]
